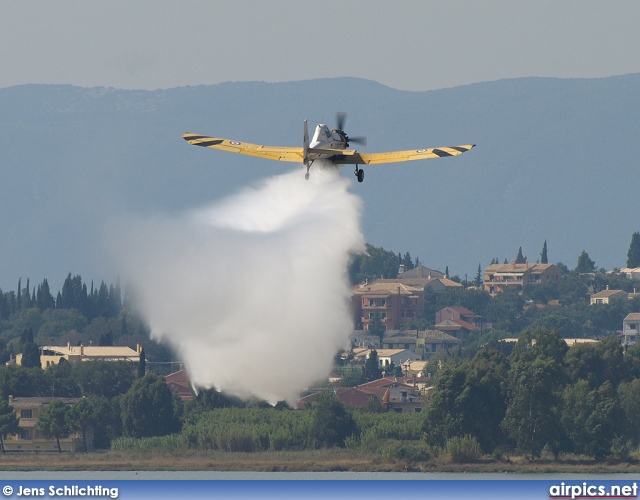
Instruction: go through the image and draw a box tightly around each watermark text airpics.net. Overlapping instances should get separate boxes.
[549,482,637,499]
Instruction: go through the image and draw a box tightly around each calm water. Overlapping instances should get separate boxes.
[0,471,636,480]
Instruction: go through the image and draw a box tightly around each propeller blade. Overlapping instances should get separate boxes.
[336,112,347,131]
[348,136,367,146]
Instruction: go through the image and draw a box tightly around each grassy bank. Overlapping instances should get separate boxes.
[0,448,639,473]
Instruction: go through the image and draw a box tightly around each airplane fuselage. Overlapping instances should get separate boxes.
[309,124,347,152]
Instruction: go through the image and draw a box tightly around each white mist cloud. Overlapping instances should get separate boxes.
[112,167,364,403]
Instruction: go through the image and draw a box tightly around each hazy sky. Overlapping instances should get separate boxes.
[2,1,640,92]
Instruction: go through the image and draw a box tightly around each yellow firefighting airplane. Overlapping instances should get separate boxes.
[183,113,474,183]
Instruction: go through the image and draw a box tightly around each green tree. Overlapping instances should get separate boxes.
[563,380,621,460]
[368,314,384,345]
[627,231,640,268]
[137,347,146,378]
[423,364,467,447]
[515,247,526,264]
[311,391,359,448]
[89,396,123,449]
[540,240,548,264]
[484,289,525,333]
[618,379,640,445]
[402,251,415,271]
[474,263,482,287]
[183,388,245,425]
[45,359,81,397]
[566,343,604,388]
[424,349,509,453]
[66,397,96,453]
[502,356,565,458]
[98,330,114,346]
[120,374,182,438]
[576,250,596,273]
[0,366,48,400]
[36,400,70,452]
[0,399,19,453]
[20,342,41,369]
[74,360,135,399]
[349,244,402,285]
[503,328,568,458]
[586,381,622,460]
[20,327,34,346]
[362,350,382,382]
[36,279,56,311]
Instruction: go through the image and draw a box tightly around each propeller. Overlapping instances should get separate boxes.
[335,112,367,147]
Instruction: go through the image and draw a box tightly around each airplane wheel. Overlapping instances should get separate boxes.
[305,173,309,180]
[357,168,364,183]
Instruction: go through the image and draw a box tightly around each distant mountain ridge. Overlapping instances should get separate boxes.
[1,74,639,290]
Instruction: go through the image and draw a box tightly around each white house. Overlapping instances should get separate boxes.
[622,313,640,347]
[353,348,421,368]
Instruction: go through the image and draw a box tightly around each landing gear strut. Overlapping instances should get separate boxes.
[355,166,364,183]
[304,159,314,180]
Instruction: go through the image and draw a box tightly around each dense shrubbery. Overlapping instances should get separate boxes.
[444,435,482,463]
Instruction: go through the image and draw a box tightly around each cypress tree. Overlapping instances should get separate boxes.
[474,263,483,287]
[516,247,526,264]
[627,231,640,268]
[138,348,146,378]
[541,240,548,264]
[21,342,41,369]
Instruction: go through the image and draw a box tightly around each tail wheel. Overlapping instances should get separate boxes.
[356,168,364,183]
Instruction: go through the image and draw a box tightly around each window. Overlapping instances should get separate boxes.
[381,312,387,319]
[19,429,31,440]
[630,323,638,331]
[414,407,422,413]
[20,409,32,419]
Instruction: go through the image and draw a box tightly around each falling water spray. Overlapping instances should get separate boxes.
[112,167,364,403]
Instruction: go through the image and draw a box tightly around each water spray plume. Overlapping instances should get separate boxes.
[113,167,364,403]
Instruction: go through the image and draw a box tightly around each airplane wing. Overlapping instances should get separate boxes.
[335,145,476,165]
[183,133,303,163]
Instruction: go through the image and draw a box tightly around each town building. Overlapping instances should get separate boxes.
[297,377,425,413]
[619,267,640,281]
[483,262,561,295]
[401,360,427,378]
[5,396,91,452]
[590,288,628,305]
[352,348,422,368]
[165,365,193,401]
[433,319,476,341]
[351,281,424,331]
[622,313,640,347]
[357,378,425,413]
[417,329,461,355]
[436,306,481,327]
[394,264,463,292]
[17,343,142,369]
[381,329,460,356]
